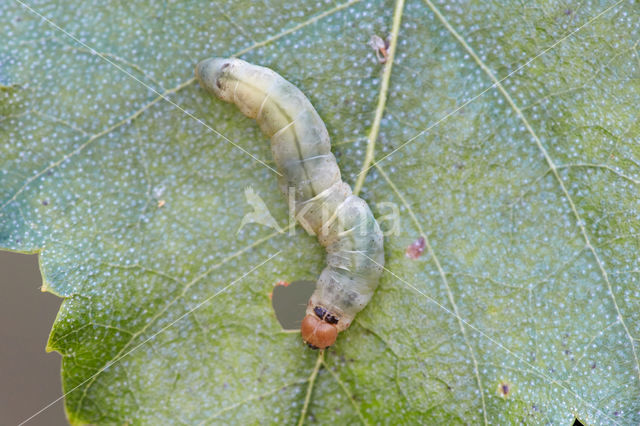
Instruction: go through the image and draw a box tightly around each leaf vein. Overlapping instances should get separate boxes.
[422,0,640,382]
[375,163,488,425]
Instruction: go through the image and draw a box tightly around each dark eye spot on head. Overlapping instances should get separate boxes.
[314,306,326,319]
[216,79,222,89]
[325,313,338,324]
[221,62,230,70]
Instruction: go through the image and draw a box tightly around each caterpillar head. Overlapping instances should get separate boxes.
[300,306,339,349]
[195,57,236,101]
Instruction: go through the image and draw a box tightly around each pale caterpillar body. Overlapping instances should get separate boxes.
[195,58,384,349]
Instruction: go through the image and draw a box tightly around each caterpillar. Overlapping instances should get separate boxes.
[195,58,385,349]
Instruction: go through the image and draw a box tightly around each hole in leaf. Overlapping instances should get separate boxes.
[271,280,315,331]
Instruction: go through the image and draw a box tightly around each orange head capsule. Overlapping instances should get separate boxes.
[300,314,337,349]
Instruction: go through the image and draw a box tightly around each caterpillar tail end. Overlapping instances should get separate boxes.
[301,314,337,350]
[194,57,233,98]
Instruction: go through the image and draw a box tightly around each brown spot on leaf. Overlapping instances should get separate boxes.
[369,34,390,64]
[406,237,426,259]
[497,381,511,398]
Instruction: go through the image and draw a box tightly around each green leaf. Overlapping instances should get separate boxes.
[2,0,639,424]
